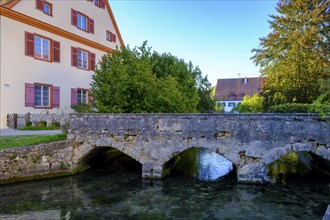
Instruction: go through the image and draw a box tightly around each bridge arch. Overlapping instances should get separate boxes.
[78,145,143,172]
[162,146,236,180]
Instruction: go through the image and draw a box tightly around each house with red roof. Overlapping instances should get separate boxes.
[0,0,124,128]
[214,77,263,112]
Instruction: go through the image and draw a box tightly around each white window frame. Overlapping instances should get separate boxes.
[77,49,88,69]
[77,13,88,31]
[228,102,236,107]
[34,35,50,61]
[34,85,50,107]
[77,89,88,104]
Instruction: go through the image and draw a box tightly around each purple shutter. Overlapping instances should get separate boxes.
[90,52,96,70]
[71,88,78,106]
[100,0,105,9]
[52,86,60,108]
[25,83,35,107]
[71,9,77,26]
[89,18,94,34]
[53,40,60,63]
[25,32,34,57]
[71,47,77,67]
[36,0,44,10]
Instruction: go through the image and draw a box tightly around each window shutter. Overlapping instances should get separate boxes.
[90,52,96,71]
[52,86,60,108]
[89,18,94,34]
[36,0,44,10]
[71,9,77,26]
[71,47,78,67]
[25,83,35,107]
[100,0,105,9]
[71,88,78,106]
[113,33,116,43]
[53,41,60,63]
[88,90,94,105]
[25,32,34,57]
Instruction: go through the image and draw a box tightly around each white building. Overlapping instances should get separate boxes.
[0,0,124,128]
[214,77,263,112]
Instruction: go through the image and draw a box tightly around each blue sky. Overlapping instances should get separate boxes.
[110,0,278,86]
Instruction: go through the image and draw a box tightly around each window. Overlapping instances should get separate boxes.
[228,102,236,107]
[25,32,60,63]
[77,13,88,31]
[87,0,105,9]
[71,88,91,106]
[34,35,50,60]
[77,49,88,69]
[221,102,226,107]
[106,31,116,43]
[71,9,94,34]
[77,89,88,104]
[43,2,51,15]
[71,47,95,70]
[36,0,52,16]
[25,83,60,108]
[34,85,50,107]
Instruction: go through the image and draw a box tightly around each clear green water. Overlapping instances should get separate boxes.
[0,171,329,220]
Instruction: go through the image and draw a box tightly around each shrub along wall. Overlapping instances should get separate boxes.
[268,103,330,114]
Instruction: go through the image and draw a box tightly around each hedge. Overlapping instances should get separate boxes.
[268,103,330,114]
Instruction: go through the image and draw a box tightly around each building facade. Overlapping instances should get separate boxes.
[0,0,124,128]
[214,77,263,112]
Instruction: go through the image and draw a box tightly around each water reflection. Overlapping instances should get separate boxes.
[166,148,233,181]
[0,171,328,219]
[267,152,330,185]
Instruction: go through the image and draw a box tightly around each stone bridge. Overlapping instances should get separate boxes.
[68,113,330,183]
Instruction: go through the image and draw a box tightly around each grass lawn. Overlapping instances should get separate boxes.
[0,134,67,150]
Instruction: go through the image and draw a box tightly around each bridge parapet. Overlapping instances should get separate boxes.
[68,113,330,183]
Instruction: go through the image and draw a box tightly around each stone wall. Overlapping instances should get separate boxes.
[68,113,330,183]
[0,140,85,184]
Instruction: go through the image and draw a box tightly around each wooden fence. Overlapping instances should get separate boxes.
[7,113,69,129]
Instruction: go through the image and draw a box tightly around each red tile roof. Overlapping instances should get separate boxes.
[214,77,264,101]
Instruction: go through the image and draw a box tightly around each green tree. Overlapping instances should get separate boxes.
[235,94,264,113]
[91,42,213,113]
[252,0,330,109]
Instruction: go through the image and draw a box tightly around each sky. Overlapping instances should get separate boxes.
[110,0,278,86]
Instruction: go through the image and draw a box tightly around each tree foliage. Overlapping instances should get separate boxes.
[234,94,264,113]
[91,42,214,113]
[252,0,330,108]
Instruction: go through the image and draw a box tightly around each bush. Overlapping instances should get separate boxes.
[268,103,310,113]
[37,121,47,127]
[72,103,95,113]
[268,103,330,114]
[25,121,32,127]
[51,121,60,128]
